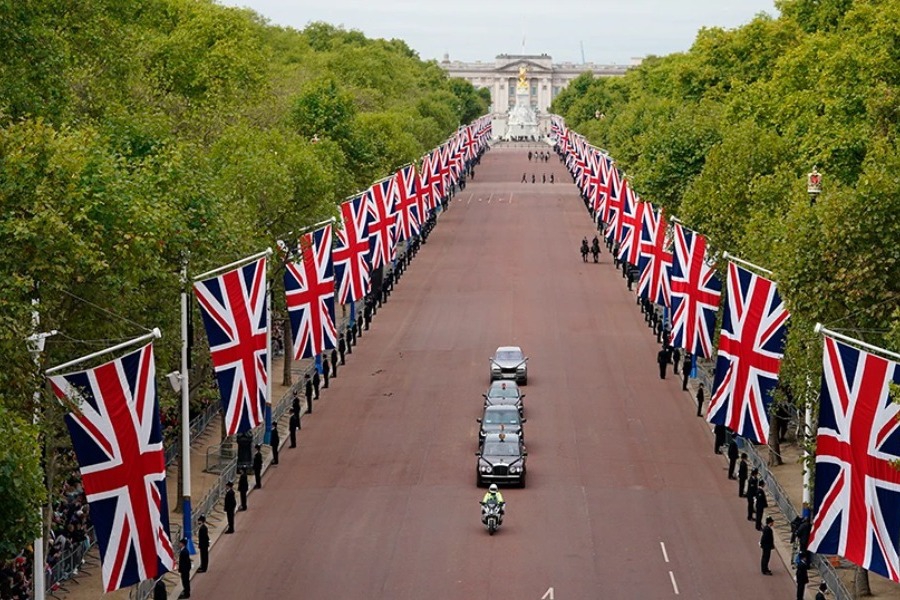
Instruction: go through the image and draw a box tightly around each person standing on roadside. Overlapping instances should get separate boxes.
[727,435,739,480]
[795,551,810,600]
[270,422,280,465]
[312,369,321,400]
[738,453,749,497]
[177,537,191,598]
[696,383,705,417]
[657,347,669,379]
[196,515,209,573]
[338,336,346,364]
[238,469,249,511]
[682,354,692,390]
[746,468,759,522]
[253,444,263,489]
[672,347,681,375]
[304,374,313,414]
[755,479,769,531]
[322,354,330,389]
[224,481,236,533]
[289,407,300,448]
[760,516,775,575]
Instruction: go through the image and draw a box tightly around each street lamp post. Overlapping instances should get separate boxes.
[802,167,822,509]
[807,166,822,206]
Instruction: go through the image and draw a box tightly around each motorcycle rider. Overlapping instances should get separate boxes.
[481,484,505,524]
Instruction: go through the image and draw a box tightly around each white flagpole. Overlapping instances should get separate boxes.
[193,248,273,282]
[815,323,900,361]
[721,251,773,276]
[45,329,161,376]
[180,265,193,552]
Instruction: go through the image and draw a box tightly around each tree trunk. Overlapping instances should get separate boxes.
[855,565,871,596]
[767,431,783,466]
[282,318,292,387]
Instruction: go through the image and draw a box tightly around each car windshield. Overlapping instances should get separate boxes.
[484,410,520,425]
[483,442,521,457]
[488,385,518,398]
[495,350,522,361]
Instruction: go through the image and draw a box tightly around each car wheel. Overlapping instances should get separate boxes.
[518,473,526,488]
[518,376,527,385]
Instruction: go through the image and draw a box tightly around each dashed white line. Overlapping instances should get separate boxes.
[668,571,679,595]
[660,541,670,563]
[487,192,493,204]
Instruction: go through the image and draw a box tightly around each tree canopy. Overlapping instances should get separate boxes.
[551,0,899,416]
[0,0,488,558]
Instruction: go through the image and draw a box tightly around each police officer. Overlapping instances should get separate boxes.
[364,301,372,330]
[681,354,692,391]
[304,374,313,414]
[696,382,705,417]
[238,468,249,510]
[253,444,263,489]
[312,369,320,399]
[270,422,280,465]
[331,348,339,377]
[346,325,354,352]
[177,537,191,598]
[289,407,300,448]
[657,347,669,379]
[224,481,236,533]
[760,516,775,575]
[322,354,330,389]
[746,468,759,522]
[196,515,209,573]
[755,480,769,531]
[338,336,346,365]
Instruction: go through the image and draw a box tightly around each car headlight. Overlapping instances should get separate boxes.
[480,465,492,473]
[510,465,522,473]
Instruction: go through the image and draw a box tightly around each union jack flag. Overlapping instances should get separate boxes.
[617,195,645,266]
[334,195,371,304]
[285,225,338,359]
[669,223,721,358]
[637,206,672,306]
[808,337,900,581]
[706,263,789,443]
[603,172,627,242]
[49,344,175,592]
[366,177,397,270]
[392,164,421,242]
[194,256,268,435]
[426,148,444,204]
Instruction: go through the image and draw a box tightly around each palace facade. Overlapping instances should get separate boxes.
[440,53,633,115]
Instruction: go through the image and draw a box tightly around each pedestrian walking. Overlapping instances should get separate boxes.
[312,369,320,399]
[672,347,681,375]
[755,480,769,531]
[682,354,692,390]
[527,151,532,161]
[322,354,330,388]
[289,407,300,448]
[177,537,191,598]
[304,374,313,414]
[197,515,209,572]
[270,422,280,465]
[746,468,759,522]
[224,481,236,533]
[738,453,749,497]
[522,172,527,182]
[657,347,669,379]
[338,336,346,364]
[815,582,828,599]
[696,383,705,417]
[760,516,775,575]
[542,173,546,183]
[238,469,248,511]
[531,174,535,183]
[727,435,739,479]
[253,444,263,489]
[795,551,810,600]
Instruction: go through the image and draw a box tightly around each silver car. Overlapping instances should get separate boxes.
[483,380,525,416]
[489,346,528,385]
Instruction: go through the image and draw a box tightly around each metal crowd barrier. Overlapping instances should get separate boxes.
[45,530,95,597]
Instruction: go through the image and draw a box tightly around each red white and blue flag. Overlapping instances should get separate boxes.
[669,223,722,358]
[706,263,789,443]
[194,257,268,435]
[49,344,175,592]
[334,195,371,304]
[617,195,645,266]
[366,177,397,270]
[392,164,421,242]
[808,337,900,581]
[603,173,627,242]
[285,225,338,359]
[637,206,672,307]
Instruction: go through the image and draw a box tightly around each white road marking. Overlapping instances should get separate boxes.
[669,571,679,595]
[488,193,493,204]
[541,588,554,600]
[660,541,669,563]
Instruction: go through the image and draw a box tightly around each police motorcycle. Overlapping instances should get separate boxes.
[480,486,505,535]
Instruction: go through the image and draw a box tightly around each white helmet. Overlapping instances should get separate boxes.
[489,484,498,493]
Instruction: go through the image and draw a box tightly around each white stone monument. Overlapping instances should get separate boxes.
[503,65,539,140]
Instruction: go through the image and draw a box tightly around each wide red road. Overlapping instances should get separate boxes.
[193,144,791,599]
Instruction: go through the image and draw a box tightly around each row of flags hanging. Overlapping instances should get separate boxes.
[552,115,900,583]
[41,116,492,593]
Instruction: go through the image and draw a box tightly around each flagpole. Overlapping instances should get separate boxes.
[814,323,900,361]
[45,329,162,375]
[721,251,773,276]
[193,248,273,282]
[179,266,194,554]
[264,278,273,446]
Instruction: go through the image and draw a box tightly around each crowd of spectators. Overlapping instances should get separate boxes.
[1,460,95,600]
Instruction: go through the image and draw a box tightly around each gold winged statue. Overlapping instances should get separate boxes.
[517,65,528,90]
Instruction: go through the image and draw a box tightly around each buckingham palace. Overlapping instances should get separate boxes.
[440,53,633,115]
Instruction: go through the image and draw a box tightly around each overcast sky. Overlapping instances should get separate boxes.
[216,0,779,64]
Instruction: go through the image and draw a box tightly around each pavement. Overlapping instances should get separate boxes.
[52,141,863,600]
